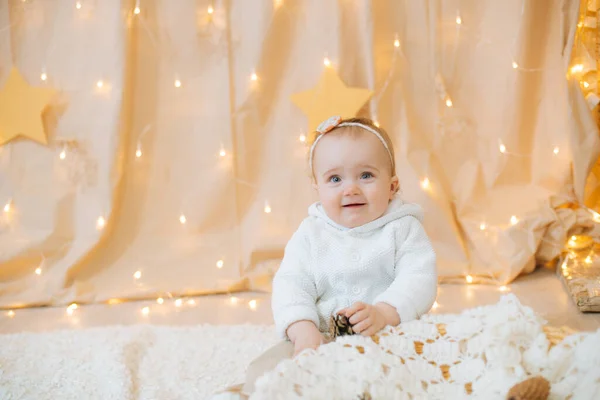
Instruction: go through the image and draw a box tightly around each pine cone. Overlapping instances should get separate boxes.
[506,376,550,400]
[329,314,355,339]
[358,392,372,400]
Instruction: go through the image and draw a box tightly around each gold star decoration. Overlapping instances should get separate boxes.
[290,67,373,132]
[0,67,57,146]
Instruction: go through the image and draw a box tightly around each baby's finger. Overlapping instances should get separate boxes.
[362,325,379,337]
[352,319,372,334]
[349,309,369,325]
[344,302,366,318]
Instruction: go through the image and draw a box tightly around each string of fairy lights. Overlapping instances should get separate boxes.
[0,0,599,319]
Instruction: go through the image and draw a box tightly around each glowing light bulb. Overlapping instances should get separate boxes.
[499,143,506,153]
[582,81,590,88]
[41,72,47,81]
[96,216,106,230]
[230,297,238,305]
[4,201,11,213]
[141,306,150,316]
[219,148,226,157]
[394,35,400,48]
[35,267,42,275]
[134,6,140,14]
[208,5,214,14]
[157,297,164,304]
[510,215,519,225]
[187,299,196,305]
[264,203,272,213]
[585,255,593,264]
[323,57,331,67]
[299,134,306,143]
[456,15,462,24]
[570,64,583,74]
[7,310,15,318]
[174,79,181,88]
[512,61,518,69]
[133,270,142,279]
[251,72,258,81]
[59,149,66,160]
[96,80,104,88]
[479,222,487,231]
[66,303,78,315]
[75,1,82,9]
[466,275,473,283]
[553,147,559,155]
[499,285,508,292]
[568,236,579,249]
[179,214,187,224]
[216,259,224,268]
[175,299,183,307]
[432,301,439,309]
[445,98,453,107]
[136,147,142,158]
[248,299,257,310]
[420,177,430,189]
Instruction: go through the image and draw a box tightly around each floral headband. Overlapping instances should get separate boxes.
[308,115,394,172]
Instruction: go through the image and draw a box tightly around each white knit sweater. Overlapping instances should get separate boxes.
[271,195,438,339]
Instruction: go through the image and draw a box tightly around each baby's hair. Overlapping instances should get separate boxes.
[307,117,397,177]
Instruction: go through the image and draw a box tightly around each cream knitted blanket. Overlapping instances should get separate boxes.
[248,295,600,399]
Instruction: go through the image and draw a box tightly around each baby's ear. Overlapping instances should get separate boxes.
[390,176,400,197]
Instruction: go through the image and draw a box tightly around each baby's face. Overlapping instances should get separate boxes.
[312,129,398,228]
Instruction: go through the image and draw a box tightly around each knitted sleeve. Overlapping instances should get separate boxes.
[271,221,320,340]
[373,216,438,323]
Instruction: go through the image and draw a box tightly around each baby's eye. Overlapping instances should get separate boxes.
[360,172,374,179]
[329,175,342,183]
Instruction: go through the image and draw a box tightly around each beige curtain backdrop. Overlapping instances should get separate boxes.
[0,0,598,308]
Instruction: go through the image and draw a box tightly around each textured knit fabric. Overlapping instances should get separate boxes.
[271,195,438,340]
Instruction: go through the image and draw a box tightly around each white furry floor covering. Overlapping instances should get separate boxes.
[0,324,278,400]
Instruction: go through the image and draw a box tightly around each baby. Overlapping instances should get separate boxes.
[241,116,437,395]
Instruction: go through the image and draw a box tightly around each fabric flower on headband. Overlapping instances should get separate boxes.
[316,115,342,134]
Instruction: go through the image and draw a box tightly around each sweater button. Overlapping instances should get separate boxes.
[352,286,361,294]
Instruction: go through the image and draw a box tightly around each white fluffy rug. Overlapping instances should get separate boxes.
[0,324,278,400]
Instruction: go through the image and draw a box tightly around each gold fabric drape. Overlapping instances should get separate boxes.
[0,0,598,308]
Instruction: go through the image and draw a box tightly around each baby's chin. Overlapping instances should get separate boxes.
[336,209,380,228]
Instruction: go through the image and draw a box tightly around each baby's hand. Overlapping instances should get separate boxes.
[293,329,324,356]
[340,302,388,337]
[287,320,326,356]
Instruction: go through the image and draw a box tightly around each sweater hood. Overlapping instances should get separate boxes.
[308,194,423,233]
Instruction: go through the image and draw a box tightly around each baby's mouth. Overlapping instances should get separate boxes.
[342,203,366,208]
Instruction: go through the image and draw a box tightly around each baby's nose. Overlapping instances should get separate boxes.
[343,181,361,196]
